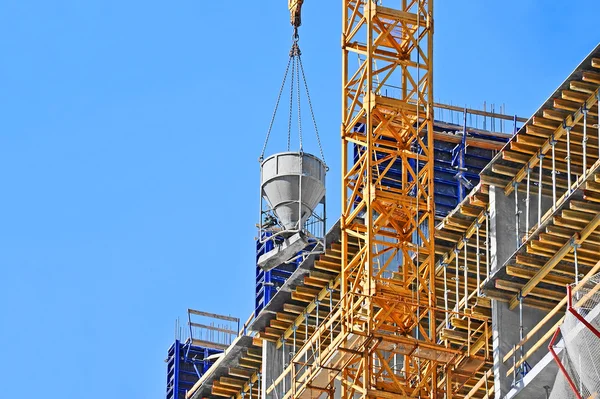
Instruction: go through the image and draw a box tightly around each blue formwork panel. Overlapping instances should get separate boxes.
[255,233,319,317]
[351,122,508,218]
[254,233,300,317]
[251,122,509,320]
[165,340,223,399]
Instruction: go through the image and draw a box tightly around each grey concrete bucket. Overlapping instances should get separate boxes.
[260,152,326,231]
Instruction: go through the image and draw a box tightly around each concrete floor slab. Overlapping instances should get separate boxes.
[249,220,341,333]
[188,335,254,399]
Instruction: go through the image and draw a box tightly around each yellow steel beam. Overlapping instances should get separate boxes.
[504,87,599,196]
[508,212,600,309]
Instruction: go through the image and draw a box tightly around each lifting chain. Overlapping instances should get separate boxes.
[259,7,326,168]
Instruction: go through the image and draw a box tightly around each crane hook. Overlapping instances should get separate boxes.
[288,0,303,29]
[289,0,303,41]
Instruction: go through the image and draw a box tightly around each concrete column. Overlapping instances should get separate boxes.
[489,185,557,398]
[488,185,517,274]
[262,340,286,399]
[492,300,562,397]
[333,377,341,399]
[489,184,554,274]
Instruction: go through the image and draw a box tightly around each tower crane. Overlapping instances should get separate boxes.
[262,1,490,398]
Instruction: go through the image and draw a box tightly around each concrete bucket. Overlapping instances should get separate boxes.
[260,152,326,231]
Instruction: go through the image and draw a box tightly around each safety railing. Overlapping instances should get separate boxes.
[502,259,600,384]
[275,276,341,350]
[269,288,493,399]
[239,311,255,337]
[511,89,600,246]
[438,204,491,332]
[265,290,357,399]
[290,303,349,399]
[187,309,240,349]
[548,275,600,399]
[499,98,600,384]
[435,200,494,397]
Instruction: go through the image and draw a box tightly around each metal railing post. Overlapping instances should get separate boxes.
[485,210,490,279]
[454,249,460,312]
[292,325,297,354]
[565,123,572,192]
[303,312,308,363]
[598,91,600,161]
[572,239,580,286]
[583,105,588,174]
[525,164,531,239]
[443,262,449,327]
[282,337,287,395]
[538,153,544,226]
[512,345,517,387]
[463,239,468,311]
[551,135,557,210]
[514,182,520,247]
[476,222,481,296]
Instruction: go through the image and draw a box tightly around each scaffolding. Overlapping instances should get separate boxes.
[175,4,600,399]
[165,310,239,399]
[259,2,488,398]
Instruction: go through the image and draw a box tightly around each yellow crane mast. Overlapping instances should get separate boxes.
[273,1,491,398]
[339,0,441,396]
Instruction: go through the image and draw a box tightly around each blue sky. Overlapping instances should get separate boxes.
[0,1,598,398]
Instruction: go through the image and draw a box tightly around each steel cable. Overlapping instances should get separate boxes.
[259,37,326,165]
[260,55,293,161]
[298,54,326,166]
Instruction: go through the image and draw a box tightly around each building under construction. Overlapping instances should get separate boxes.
[165,1,600,398]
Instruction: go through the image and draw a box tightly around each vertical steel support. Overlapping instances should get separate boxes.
[292,325,297,354]
[339,2,349,397]
[303,313,308,363]
[173,340,181,399]
[572,239,580,286]
[551,135,557,210]
[519,294,524,366]
[282,339,287,394]
[258,373,261,399]
[565,123,572,192]
[463,238,468,311]
[455,249,460,312]
[512,345,517,387]
[583,106,588,174]
[538,153,544,227]
[328,286,333,336]
[476,222,481,296]
[458,107,467,201]
[485,210,490,278]
[443,263,449,327]
[525,164,531,239]
[514,182,520,247]
[334,1,443,397]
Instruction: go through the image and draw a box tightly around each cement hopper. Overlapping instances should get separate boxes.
[260,152,326,231]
